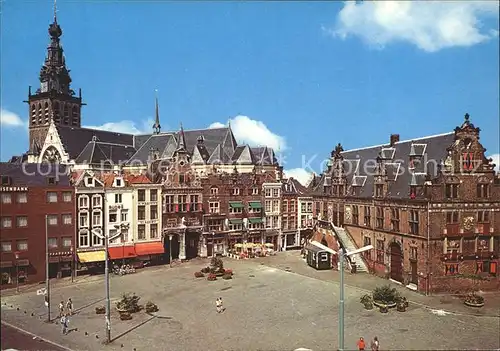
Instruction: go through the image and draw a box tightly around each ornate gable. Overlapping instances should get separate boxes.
[38,120,69,163]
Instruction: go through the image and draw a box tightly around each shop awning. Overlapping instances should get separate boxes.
[109,246,137,260]
[229,219,243,224]
[248,217,263,224]
[248,201,262,209]
[78,251,106,263]
[135,242,164,256]
[229,201,244,208]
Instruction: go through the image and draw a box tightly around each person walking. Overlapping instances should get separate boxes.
[60,314,69,335]
[58,301,65,317]
[371,336,379,351]
[216,298,221,313]
[357,337,366,350]
[219,297,224,313]
[66,298,73,315]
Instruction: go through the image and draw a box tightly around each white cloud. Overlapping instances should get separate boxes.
[209,115,287,151]
[284,168,313,186]
[84,119,154,135]
[0,109,26,128]
[329,1,499,52]
[488,153,500,172]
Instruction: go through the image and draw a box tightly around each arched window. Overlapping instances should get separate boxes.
[42,146,61,163]
[92,228,103,247]
[44,102,49,123]
[31,104,37,124]
[445,176,459,199]
[79,229,89,248]
[53,101,60,123]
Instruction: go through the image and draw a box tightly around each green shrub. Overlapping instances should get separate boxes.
[372,285,400,304]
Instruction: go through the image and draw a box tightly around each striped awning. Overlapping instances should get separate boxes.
[78,251,106,263]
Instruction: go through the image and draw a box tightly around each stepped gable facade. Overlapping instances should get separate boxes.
[309,114,500,293]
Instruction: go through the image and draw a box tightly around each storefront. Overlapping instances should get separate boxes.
[135,241,164,265]
[108,245,137,264]
[77,250,106,275]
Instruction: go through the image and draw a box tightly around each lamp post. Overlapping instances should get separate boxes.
[168,234,173,267]
[338,245,373,351]
[45,215,51,323]
[14,251,20,293]
[99,223,122,345]
[70,246,74,283]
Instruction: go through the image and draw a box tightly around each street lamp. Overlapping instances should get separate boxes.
[45,215,51,323]
[168,234,173,267]
[70,246,74,283]
[97,226,122,345]
[338,245,373,351]
[14,251,20,293]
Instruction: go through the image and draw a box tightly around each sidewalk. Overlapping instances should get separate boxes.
[255,251,500,318]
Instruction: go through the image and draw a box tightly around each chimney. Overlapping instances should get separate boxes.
[390,134,400,146]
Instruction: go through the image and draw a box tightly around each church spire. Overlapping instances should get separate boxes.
[38,0,73,96]
[153,90,161,134]
[177,123,187,151]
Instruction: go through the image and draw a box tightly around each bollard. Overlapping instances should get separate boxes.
[24,311,27,314]
[85,332,88,336]
[31,313,34,316]
[121,344,124,348]
[16,307,19,311]
[96,335,99,339]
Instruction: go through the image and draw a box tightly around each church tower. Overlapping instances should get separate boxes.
[26,2,84,158]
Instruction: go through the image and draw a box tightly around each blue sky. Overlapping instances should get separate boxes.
[1,1,499,184]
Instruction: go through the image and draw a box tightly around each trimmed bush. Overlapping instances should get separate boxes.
[224,269,233,275]
[194,271,204,278]
[207,273,217,281]
[222,274,232,280]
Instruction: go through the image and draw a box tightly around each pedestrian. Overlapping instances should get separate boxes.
[357,337,366,350]
[66,298,73,315]
[216,298,221,313]
[60,314,69,335]
[59,301,65,317]
[371,336,379,351]
[219,297,224,313]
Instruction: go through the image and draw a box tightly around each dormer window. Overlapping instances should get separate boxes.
[1,176,11,186]
[115,178,122,187]
[210,187,218,195]
[48,177,56,185]
[375,184,384,197]
[85,177,94,187]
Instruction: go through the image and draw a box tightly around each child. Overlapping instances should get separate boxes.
[219,297,224,313]
[357,337,366,350]
[371,336,379,351]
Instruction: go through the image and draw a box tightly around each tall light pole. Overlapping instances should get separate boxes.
[70,246,74,283]
[14,251,20,293]
[168,234,173,267]
[338,245,373,351]
[45,215,51,323]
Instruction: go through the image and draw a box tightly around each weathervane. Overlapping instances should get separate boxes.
[54,0,58,21]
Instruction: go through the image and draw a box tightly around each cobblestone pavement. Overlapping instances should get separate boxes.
[254,251,500,317]
[1,255,499,351]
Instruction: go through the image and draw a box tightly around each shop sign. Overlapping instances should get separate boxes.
[0,186,28,192]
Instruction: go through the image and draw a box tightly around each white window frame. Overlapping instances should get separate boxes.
[265,188,272,198]
[209,202,220,214]
[1,241,12,252]
[16,216,28,227]
[1,193,12,204]
[92,195,102,208]
[115,193,122,203]
[92,210,102,227]
[78,195,89,208]
[62,214,72,225]
[92,228,103,246]
[62,191,72,203]
[48,238,58,248]
[210,187,218,195]
[232,188,240,196]
[1,217,12,228]
[17,193,28,203]
[78,229,89,248]
[120,210,128,222]
[79,212,89,228]
[47,215,58,226]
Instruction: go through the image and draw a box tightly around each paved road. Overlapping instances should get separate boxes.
[1,322,68,351]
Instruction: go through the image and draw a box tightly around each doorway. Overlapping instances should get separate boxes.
[163,234,180,263]
[185,233,199,260]
[390,242,403,282]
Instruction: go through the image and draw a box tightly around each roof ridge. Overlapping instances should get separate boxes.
[342,131,454,153]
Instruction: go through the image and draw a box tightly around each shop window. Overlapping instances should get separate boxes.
[445,263,459,275]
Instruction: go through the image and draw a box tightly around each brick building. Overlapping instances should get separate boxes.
[309,114,500,294]
[200,169,275,256]
[0,163,75,287]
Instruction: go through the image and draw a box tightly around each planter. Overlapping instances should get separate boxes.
[119,312,132,320]
[194,272,204,278]
[464,300,485,308]
[396,303,407,312]
[95,307,105,315]
[379,305,389,313]
[373,300,397,309]
[363,303,374,310]
[222,274,232,280]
